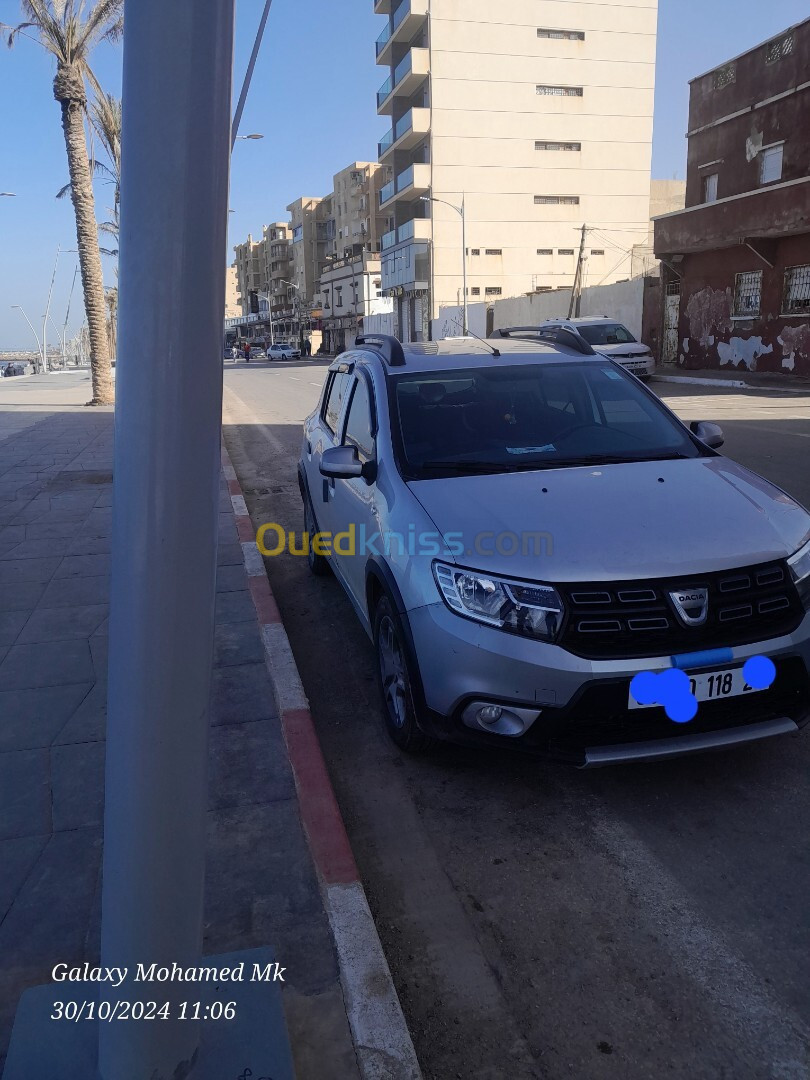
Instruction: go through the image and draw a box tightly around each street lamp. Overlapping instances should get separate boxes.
[1,192,17,197]
[234,133,263,140]
[11,305,44,370]
[257,292,275,344]
[421,193,468,335]
[282,279,305,349]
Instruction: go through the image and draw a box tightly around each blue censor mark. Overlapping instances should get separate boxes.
[630,656,776,724]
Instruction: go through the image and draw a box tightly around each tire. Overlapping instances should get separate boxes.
[373,594,434,753]
[304,494,330,577]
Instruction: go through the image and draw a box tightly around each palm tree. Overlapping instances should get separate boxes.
[6,2,123,406]
[90,90,121,255]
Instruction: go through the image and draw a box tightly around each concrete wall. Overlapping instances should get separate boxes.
[433,275,646,342]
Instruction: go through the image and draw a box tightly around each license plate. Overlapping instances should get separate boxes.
[628,666,766,710]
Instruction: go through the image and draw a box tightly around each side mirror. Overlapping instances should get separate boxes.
[690,420,724,449]
[320,445,364,479]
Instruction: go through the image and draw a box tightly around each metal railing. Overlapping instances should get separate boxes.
[378,127,394,156]
[377,75,393,108]
[379,179,395,206]
[381,229,398,250]
[376,22,391,56]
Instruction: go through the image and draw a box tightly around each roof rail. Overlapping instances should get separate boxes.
[355,334,406,367]
[494,326,596,356]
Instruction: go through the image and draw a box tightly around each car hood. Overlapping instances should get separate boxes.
[408,457,810,582]
[595,342,651,358]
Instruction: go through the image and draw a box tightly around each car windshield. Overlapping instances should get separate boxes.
[393,362,704,479]
[576,323,636,346]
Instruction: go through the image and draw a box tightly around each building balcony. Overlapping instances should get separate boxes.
[381,228,398,250]
[377,47,430,114]
[378,107,430,162]
[379,161,430,209]
[655,176,810,258]
[374,0,391,13]
[397,217,431,244]
[376,0,428,66]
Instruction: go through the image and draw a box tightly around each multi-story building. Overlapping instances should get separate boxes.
[263,222,293,322]
[320,252,393,353]
[330,162,391,262]
[374,0,657,341]
[224,265,241,319]
[654,18,810,374]
[233,233,266,316]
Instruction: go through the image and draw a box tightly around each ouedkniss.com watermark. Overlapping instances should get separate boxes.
[256,523,553,559]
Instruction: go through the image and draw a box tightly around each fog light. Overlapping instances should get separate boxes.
[478,705,503,725]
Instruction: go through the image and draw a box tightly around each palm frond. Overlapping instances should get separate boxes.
[99,246,119,257]
[79,0,122,51]
[18,0,68,60]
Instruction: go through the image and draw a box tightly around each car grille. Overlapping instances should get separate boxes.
[556,559,804,660]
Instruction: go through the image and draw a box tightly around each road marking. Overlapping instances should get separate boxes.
[745,425,810,439]
[289,377,300,381]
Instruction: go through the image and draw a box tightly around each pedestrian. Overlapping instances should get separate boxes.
[244,341,251,363]
[231,344,238,361]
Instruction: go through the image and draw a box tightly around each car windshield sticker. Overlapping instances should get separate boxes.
[603,369,623,380]
[506,444,556,455]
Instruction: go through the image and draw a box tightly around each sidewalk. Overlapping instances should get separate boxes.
[653,365,810,393]
[0,380,359,1077]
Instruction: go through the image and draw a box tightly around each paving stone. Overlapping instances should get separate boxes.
[0,749,50,841]
[208,720,294,811]
[0,835,48,922]
[216,542,243,566]
[89,635,108,681]
[66,533,112,556]
[25,519,84,541]
[0,610,28,647]
[0,640,94,692]
[216,563,249,593]
[214,620,266,668]
[38,574,110,609]
[0,557,61,585]
[211,663,276,726]
[0,525,26,546]
[0,683,93,752]
[51,742,106,831]
[15,604,108,645]
[2,539,71,561]
[53,553,111,579]
[215,589,256,624]
[0,582,46,614]
[53,681,106,745]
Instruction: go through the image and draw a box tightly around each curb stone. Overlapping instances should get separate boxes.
[221,442,423,1080]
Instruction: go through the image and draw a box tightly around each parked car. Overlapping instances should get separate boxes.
[517,318,656,379]
[268,342,301,361]
[299,333,810,766]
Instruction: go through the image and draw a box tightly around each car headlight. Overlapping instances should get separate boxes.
[433,562,563,642]
[788,537,810,608]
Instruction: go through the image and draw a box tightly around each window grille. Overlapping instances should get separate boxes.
[535,141,582,151]
[766,33,794,63]
[782,265,810,316]
[713,64,736,89]
[537,85,583,97]
[535,196,580,205]
[733,271,762,317]
[538,28,585,40]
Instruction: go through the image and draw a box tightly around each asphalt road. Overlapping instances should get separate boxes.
[223,361,810,1080]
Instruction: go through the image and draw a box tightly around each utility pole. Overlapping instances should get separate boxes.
[100,2,235,1079]
[42,245,62,374]
[568,223,588,319]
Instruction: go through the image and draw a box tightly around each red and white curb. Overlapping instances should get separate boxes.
[222,445,422,1080]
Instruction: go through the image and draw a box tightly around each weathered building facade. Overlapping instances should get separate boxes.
[654,19,810,374]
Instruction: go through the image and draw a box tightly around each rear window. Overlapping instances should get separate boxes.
[577,323,636,346]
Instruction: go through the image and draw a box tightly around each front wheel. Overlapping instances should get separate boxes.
[373,595,434,753]
[304,495,330,577]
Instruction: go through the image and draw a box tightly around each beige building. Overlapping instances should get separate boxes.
[263,222,293,320]
[320,252,394,353]
[375,0,658,340]
[330,162,391,262]
[233,233,265,316]
[224,264,241,319]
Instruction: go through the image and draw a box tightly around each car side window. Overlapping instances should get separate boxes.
[343,376,375,464]
[323,372,350,436]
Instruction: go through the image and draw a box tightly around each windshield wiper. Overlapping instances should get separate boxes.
[553,451,693,468]
[418,460,512,474]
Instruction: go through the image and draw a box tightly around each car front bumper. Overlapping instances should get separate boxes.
[407,602,810,764]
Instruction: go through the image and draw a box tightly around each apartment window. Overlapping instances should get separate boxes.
[485,249,503,256]
[558,249,575,256]
[467,248,481,256]
[470,287,481,296]
[535,196,580,205]
[766,32,794,63]
[590,249,605,256]
[537,248,553,256]
[485,287,502,296]
[537,85,583,97]
[759,144,783,184]
[713,63,736,90]
[535,140,581,152]
[703,173,719,203]
[733,271,762,317]
[782,265,810,316]
[537,28,585,40]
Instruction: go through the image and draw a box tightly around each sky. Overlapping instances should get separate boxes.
[0,0,807,350]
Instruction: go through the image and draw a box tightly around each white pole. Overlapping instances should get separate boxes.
[461,194,468,336]
[11,305,44,370]
[42,245,61,374]
[99,1,235,1078]
[231,0,274,149]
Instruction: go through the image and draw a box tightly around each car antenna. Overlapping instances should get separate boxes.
[456,325,501,358]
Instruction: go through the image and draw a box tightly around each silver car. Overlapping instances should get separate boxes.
[298,333,810,766]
